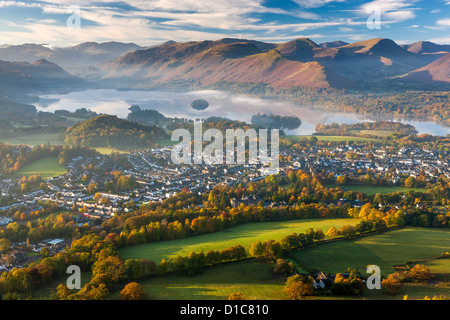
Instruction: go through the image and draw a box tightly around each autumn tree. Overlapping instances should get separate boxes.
[228,292,244,300]
[283,275,314,300]
[325,226,339,238]
[273,259,296,275]
[92,255,127,283]
[249,241,265,258]
[119,282,148,300]
[0,238,12,251]
[382,274,403,295]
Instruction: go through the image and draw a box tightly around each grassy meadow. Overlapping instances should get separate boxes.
[119,218,359,263]
[292,227,450,275]
[15,157,66,179]
[325,183,428,195]
[288,135,381,143]
[0,133,65,146]
[109,259,288,300]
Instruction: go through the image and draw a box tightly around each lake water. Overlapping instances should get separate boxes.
[34,89,450,136]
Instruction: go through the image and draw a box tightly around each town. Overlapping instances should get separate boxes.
[1,135,448,272]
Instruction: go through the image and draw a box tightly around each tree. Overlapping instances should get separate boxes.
[283,275,314,300]
[407,264,432,282]
[325,226,339,238]
[40,247,50,258]
[56,283,74,300]
[263,240,283,260]
[0,238,12,252]
[273,259,296,275]
[336,175,347,185]
[228,292,244,300]
[92,255,127,283]
[249,241,265,258]
[382,274,403,295]
[119,282,148,300]
[339,225,356,238]
[78,283,109,300]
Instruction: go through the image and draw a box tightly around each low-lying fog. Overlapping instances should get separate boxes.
[34,89,450,136]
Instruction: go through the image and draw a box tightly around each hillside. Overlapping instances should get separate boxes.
[0,59,85,93]
[401,41,450,54]
[319,41,349,48]
[3,37,449,91]
[95,39,356,89]
[64,115,169,150]
[80,37,450,89]
[0,41,143,73]
[399,53,450,85]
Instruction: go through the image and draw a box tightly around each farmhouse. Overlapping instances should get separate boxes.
[312,271,333,289]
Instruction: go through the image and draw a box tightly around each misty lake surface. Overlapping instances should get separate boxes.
[34,89,450,136]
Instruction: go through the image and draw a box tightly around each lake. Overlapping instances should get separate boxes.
[34,89,450,136]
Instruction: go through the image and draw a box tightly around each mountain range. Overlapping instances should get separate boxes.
[0,41,143,72]
[0,58,85,94]
[0,38,449,92]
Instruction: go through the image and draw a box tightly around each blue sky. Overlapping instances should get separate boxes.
[0,0,449,46]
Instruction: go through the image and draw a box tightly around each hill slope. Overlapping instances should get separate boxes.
[399,53,450,84]
[0,41,143,73]
[95,39,355,89]
[0,59,85,93]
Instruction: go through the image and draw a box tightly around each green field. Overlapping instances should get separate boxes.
[0,133,65,146]
[31,226,450,300]
[423,257,450,274]
[292,227,450,275]
[349,129,395,137]
[113,244,450,300]
[31,271,92,300]
[94,147,130,155]
[119,218,359,263]
[15,157,67,179]
[155,138,176,147]
[326,184,428,195]
[110,260,288,300]
[288,135,381,143]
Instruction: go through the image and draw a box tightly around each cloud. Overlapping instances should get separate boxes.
[339,27,354,32]
[292,0,346,9]
[428,37,450,44]
[0,0,438,47]
[436,19,450,27]
[0,1,41,7]
[359,0,419,23]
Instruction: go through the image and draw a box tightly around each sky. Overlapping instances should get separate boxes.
[0,0,449,47]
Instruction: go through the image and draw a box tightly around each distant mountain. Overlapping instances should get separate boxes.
[319,41,349,48]
[276,38,319,60]
[87,37,450,89]
[320,38,428,81]
[0,58,85,93]
[0,41,143,73]
[59,41,143,68]
[399,41,450,64]
[93,38,355,89]
[401,41,450,54]
[399,53,450,85]
[4,38,448,90]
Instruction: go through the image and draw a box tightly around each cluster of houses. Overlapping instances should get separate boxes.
[0,238,68,272]
[288,144,449,183]
[0,141,448,225]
